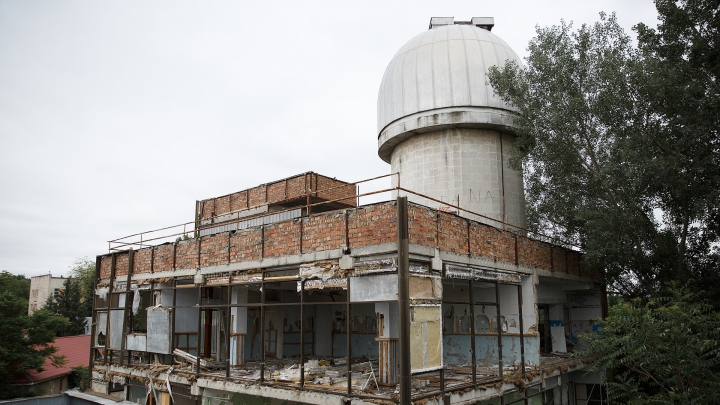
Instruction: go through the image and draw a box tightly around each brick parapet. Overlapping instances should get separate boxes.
[100,201,597,281]
[197,172,356,221]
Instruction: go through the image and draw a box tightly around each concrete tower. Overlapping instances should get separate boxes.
[378,17,526,230]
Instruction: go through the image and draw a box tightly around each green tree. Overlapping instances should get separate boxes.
[0,292,70,399]
[68,258,95,318]
[634,0,720,297]
[0,271,31,303]
[487,10,720,300]
[581,286,720,404]
[45,277,87,336]
[68,365,89,391]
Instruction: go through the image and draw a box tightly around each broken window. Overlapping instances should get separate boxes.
[131,289,152,333]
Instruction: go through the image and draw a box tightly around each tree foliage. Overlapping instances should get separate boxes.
[0,271,31,303]
[45,277,87,337]
[68,257,95,318]
[488,2,720,401]
[0,292,70,399]
[582,286,720,404]
[487,7,720,300]
[68,365,89,391]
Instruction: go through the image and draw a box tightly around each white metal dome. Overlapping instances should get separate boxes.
[377,21,522,163]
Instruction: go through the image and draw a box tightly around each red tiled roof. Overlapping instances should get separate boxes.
[12,334,90,384]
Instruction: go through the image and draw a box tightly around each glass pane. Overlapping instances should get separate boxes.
[303,286,347,303]
[473,282,496,302]
[443,279,470,303]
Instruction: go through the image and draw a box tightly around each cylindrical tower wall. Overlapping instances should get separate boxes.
[391,128,525,230]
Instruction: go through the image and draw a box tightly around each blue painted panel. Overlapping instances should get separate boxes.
[332,333,378,359]
[443,334,472,366]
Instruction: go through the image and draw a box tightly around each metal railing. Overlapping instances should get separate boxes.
[108,172,578,252]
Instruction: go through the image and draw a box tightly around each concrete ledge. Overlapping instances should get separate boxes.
[64,389,132,404]
[378,107,517,162]
[124,241,597,286]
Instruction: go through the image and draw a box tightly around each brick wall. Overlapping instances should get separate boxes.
[247,185,266,208]
[437,212,468,254]
[517,237,552,269]
[175,239,199,269]
[407,203,594,278]
[264,220,301,258]
[302,211,346,252]
[230,227,263,263]
[153,244,174,272]
[408,205,436,246]
[99,201,595,281]
[99,256,112,279]
[197,172,356,221]
[348,202,397,247]
[567,250,580,275]
[285,176,306,200]
[315,174,356,206]
[115,254,129,277]
[552,246,567,273]
[200,234,230,268]
[469,221,516,263]
[133,249,152,274]
[229,191,248,212]
[266,181,286,204]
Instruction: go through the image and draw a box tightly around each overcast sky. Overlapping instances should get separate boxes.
[0,1,659,278]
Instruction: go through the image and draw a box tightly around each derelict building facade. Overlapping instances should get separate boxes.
[89,17,607,405]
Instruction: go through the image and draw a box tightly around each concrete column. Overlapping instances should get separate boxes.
[549,304,567,353]
[521,276,539,366]
[390,128,526,230]
[230,287,248,366]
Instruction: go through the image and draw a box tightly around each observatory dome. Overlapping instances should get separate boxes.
[377,19,522,162]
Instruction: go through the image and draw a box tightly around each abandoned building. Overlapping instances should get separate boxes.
[90,17,607,405]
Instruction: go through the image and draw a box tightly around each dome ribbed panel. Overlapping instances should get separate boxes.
[377,24,522,135]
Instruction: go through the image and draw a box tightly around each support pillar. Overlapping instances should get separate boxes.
[230,286,248,367]
[375,302,399,385]
[397,197,411,405]
[549,304,567,353]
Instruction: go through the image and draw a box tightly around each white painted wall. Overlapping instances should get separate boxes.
[391,128,525,230]
[28,275,66,314]
[375,301,399,338]
[549,304,567,353]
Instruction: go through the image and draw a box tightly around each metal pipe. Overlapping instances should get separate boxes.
[300,280,305,388]
[104,254,116,369]
[469,279,477,386]
[346,275,352,399]
[344,210,350,252]
[195,284,202,380]
[225,282,232,379]
[119,249,134,366]
[171,279,177,355]
[518,284,526,380]
[499,132,507,231]
[397,196,411,405]
[260,272,266,383]
[495,282,503,381]
[87,255,101,388]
